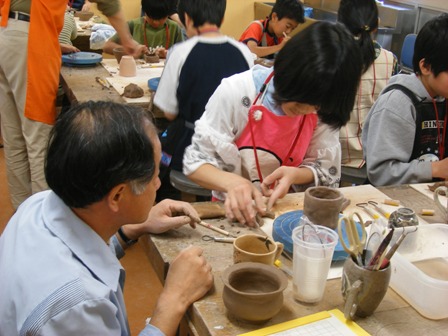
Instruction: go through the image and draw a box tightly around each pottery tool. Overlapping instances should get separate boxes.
[337,212,367,266]
[384,199,400,206]
[367,228,394,270]
[95,77,110,88]
[368,200,391,219]
[197,221,237,238]
[274,260,293,277]
[379,226,418,269]
[420,208,435,216]
[356,202,380,220]
[141,64,164,68]
[201,235,235,243]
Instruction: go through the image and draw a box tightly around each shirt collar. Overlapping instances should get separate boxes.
[42,191,123,290]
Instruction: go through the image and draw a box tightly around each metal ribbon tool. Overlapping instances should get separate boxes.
[356,202,380,220]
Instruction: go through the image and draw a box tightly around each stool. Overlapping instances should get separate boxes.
[169,170,212,201]
[341,166,367,186]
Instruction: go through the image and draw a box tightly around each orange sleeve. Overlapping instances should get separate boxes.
[239,20,264,45]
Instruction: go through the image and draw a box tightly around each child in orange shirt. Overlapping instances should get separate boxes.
[239,0,304,59]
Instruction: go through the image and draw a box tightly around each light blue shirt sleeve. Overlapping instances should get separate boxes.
[139,324,165,336]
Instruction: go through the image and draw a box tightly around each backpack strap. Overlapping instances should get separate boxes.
[381,84,422,106]
[247,20,267,46]
[380,83,424,162]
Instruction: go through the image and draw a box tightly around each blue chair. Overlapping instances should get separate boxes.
[400,34,417,74]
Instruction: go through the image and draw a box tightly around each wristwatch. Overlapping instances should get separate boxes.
[117,227,138,246]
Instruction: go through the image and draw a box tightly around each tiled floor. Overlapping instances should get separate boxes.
[0,147,162,336]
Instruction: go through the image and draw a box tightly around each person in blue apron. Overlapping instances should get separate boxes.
[183,21,363,226]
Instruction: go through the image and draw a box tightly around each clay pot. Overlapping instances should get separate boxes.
[222,262,288,323]
[76,11,94,21]
[119,56,136,77]
[303,186,347,229]
[113,47,126,64]
[144,53,160,64]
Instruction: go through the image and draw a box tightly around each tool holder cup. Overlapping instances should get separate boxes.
[342,257,391,320]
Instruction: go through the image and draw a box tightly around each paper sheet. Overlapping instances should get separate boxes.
[239,310,369,336]
[410,182,447,204]
[101,59,164,104]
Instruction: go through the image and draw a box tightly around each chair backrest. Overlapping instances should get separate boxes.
[400,33,417,74]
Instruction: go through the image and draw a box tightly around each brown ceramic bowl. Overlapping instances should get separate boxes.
[76,11,94,21]
[222,262,288,323]
[113,47,126,64]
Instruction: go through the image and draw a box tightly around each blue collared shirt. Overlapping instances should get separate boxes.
[0,190,163,336]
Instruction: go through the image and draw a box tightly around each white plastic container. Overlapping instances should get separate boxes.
[389,224,448,320]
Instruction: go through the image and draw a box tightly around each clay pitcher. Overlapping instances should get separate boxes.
[341,257,391,319]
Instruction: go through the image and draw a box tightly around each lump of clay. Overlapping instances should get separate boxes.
[428,181,448,194]
[123,83,144,98]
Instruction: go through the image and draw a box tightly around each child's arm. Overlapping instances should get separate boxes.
[82,0,92,12]
[188,164,265,227]
[245,36,289,58]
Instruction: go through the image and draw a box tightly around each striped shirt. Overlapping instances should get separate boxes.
[340,42,398,168]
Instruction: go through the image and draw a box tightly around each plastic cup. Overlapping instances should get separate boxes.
[292,224,338,303]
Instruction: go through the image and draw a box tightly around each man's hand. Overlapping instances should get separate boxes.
[143,199,201,234]
[150,246,213,335]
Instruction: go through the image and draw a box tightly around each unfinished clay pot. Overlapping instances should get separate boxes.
[113,47,126,64]
[303,186,346,229]
[76,11,94,21]
[144,53,160,64]
[123,83,144,98]
[119,56,136,77]
[222,262,287,323]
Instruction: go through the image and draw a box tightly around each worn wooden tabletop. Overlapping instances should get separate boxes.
[60,64,125,105]
[140,184,448,335]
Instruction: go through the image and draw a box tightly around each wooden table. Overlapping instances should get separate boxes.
[60,60,170,129]
[60,63,124,105]
[140,184,448,335]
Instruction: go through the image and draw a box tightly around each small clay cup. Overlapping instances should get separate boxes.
[119,56,137,77]
[341,257,391,320]
[144,53,160,64]
[222,262,288,323]
[233,234,283,265]
[113,47,126,64]
[303,186,347,229]
[76,11,94,21]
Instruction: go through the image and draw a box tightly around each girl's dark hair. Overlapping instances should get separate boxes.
[45,101,156,208]
[273,21,363,129]
[413,13,448,76]
[337,0,378,73]
[178,0,226,28]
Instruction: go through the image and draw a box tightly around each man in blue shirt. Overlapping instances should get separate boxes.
[0,101,213,335]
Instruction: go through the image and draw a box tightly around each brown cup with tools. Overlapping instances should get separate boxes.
[303,186,348,229]
[233,234,283,265]
[341,257,391,320]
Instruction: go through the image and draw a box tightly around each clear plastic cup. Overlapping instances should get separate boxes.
[292,223,338,303]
